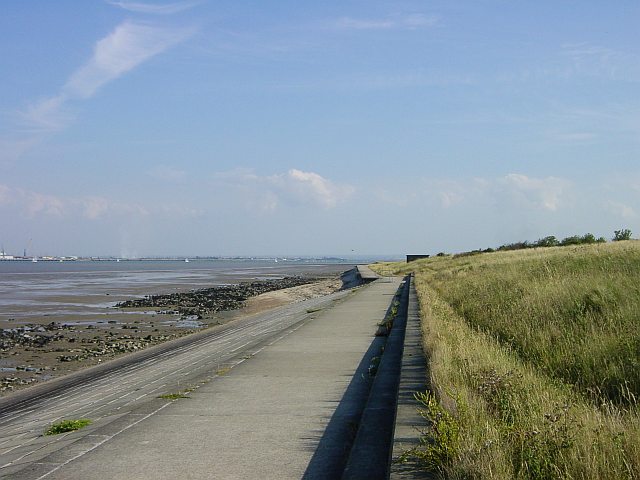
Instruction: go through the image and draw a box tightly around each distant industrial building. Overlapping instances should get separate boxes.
[0,247,15,260]
[406,254,430,262]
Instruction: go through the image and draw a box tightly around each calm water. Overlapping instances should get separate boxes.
[0,259,354,321]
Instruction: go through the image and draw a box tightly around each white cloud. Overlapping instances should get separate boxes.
[107,1,200,15]
[82,197,111,219]
[0,185,149,219]
[272,169,354,208]
[148,165,187,182]
[412,177,487,209]
[409,174,571,213]
[160,204,204,217]
[212,168,355,211]
[23,190,66,217]
[0,184,13,205]
[439,190,464,208]
[501,173,570,211]
[335,13,439,31]
[76,196,149,219]
[606,201,637,219]
[258,191,279,213]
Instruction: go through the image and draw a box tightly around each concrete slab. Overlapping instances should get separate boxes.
[12,279,402,480]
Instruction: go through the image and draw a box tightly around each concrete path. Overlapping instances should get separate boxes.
[8,278,401,480]
[1,289,354,476]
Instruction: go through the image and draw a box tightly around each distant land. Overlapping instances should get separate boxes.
[0,254,401,263]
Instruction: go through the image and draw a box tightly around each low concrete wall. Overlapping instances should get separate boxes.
[356,265,381,282]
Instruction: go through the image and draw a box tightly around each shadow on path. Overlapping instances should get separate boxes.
[303,276,412,480]
[301,333,386,480]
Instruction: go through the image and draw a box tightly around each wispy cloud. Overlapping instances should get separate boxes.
[65,21,194,99]
[16,95,71,133]
[3,20,194,162]
[107,1,201,15]
[560,42,640,80]
[0,135,44,165]
[334,13,439,31]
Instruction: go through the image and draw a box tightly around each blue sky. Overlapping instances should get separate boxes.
[1,1,638,257]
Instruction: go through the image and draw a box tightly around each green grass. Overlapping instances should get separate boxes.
[373,240,640,479]
[44,419,92,435]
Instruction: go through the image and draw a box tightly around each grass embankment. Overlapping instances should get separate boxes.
[372,241,640,479]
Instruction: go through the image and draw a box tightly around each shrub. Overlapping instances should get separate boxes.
[535,236,559,248]
[613,229,632,241]
[560,235,582,246]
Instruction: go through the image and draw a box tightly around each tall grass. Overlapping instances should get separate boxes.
[374,241,640,478]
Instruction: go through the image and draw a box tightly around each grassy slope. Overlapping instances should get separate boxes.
[373,241,640,479]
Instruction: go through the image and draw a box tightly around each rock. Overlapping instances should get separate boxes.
[114,276,317,318]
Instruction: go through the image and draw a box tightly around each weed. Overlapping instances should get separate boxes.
[44,419,91,435]
[158,392,189,400]
[408,391,461,473]
[376,298,401,336]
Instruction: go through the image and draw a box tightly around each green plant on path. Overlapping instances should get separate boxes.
[44,419,92,436]
[158,392,190,400]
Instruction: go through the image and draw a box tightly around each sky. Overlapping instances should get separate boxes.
[1,1,639,257]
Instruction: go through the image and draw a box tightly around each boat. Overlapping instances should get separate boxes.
[32,257,38,263]
[185,258,190,263]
